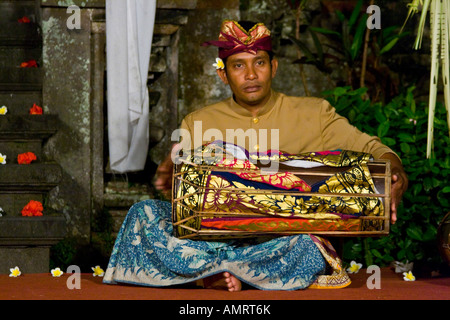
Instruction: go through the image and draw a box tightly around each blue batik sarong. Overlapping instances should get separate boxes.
[103,199,335,290]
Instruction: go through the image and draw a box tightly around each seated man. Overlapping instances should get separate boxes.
[104,20,408,292]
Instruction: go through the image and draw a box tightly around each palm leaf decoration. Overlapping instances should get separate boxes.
[405,0,450,158]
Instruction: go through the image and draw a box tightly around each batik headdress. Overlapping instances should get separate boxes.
[202,20,272,60]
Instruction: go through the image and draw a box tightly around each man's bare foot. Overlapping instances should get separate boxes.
[201,272,242,292]
[223,272,242,292]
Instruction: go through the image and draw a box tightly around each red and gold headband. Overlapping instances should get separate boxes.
[202,20,272,59]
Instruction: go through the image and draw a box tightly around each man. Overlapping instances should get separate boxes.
[105,20,408,292]
[157,20,407,224]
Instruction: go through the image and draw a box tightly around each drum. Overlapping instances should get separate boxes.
[172,148,391,240]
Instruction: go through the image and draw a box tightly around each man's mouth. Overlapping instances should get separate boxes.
[243,85,262,93]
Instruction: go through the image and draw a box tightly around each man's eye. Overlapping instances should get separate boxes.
[234,63,243,68]
[256,60,264,65]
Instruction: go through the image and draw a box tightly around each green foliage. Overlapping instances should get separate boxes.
[50,237,77,270]
[290,28,339,74]
[322,86,450,268]
[291,0,409,102]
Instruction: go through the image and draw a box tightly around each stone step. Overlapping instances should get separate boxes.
[103,181,153,237]
[0,140,43,162]
[104,181,152,208]
[108,209,128,235]
[0,246,51,274]
[0,1,38,23]
[0,114,58,140]
[0,163,62,192]
[0,193,44,217]
[0,0,59,275]
[0,83,42,92]
[0,216,66,245]
[0,1,40,47]
[0,215,67,274]
[0,47,41,68]
[0,66,42,86]
[0,91,42,114]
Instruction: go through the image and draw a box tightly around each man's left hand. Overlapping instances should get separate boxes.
[380,153,408,224]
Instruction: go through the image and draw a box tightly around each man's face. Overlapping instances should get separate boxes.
[217,50,278,110]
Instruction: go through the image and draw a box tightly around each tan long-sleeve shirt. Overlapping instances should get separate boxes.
[178,90,395,159]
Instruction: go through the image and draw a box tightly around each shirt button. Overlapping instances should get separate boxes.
[252,117,259,124]
[253,144,259,151]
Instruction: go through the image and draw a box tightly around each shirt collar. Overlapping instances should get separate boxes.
[227,90,279,117]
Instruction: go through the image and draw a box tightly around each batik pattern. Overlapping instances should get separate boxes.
[174,142,384,237]
[103,199,348,290]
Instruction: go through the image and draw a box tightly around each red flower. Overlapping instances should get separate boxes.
[20,60,38,68]
[18,16,31,23]
[17,152,37,164]
[29,103,43,114]
[21,200,43,217]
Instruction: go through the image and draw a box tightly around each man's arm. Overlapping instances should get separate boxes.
[154,144,182,199]
[318,100,408,223]
[379,152,408,224]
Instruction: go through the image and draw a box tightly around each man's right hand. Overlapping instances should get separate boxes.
[154,144,180,199]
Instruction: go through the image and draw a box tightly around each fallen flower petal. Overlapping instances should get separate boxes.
[51,268,64,277]
[403,271,416,281]
[20,60,38,68]
[18,152,37,164]
[29,103,43,115]
[0,153,6,165]
[21,200,43,217]
[18,16,31,23]
[346,260,363,274]
[391,260,414,273]
[9,266,21,277]
[0,106,7,115]
[92,265,104,277]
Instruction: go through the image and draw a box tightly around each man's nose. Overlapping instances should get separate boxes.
[245,66,257,80]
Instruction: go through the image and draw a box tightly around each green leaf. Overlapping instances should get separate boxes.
[310,27,341,37]
[336,10,346,23]
[350,15,367,60]
[374,109,387,123]
[370,248,384,259]
[333,87,350,97]
[432,177,441,188]
[423,225,437,242]
[382,137,396,146]
[400,142,411,154]
[348,0,363,29]
[406,226,423,241]
[377,122,390,137]
[423,176,433,191]
[289,36,315,62]
[379,37,399,55]
[397,133,415,143]
[411,183,422,196]
[397,249,406,260]
[348,109,356,122]
[352,87,368,96]
[309,28,323,62]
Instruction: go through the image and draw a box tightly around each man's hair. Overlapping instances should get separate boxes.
[222,20,274,71]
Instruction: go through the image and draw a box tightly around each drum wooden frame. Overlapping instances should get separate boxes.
[172,159,391,240]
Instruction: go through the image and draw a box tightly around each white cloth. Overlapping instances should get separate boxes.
[106,0,156,172]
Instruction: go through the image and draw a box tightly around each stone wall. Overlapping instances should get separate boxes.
[42,3,101,244]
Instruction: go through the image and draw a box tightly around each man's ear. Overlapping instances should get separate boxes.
[271,58,278,79]
[216,69,229,85]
